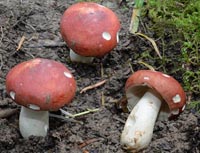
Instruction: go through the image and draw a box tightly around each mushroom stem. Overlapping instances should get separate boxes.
[70,49,94,63]
[120,90,162,151]
[19,106,49,138]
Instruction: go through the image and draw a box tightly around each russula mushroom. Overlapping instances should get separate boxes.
[60,2,120,63]
[120,70,186,151]
[6,58,76,138]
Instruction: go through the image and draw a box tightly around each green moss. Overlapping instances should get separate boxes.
[143,0,200,111]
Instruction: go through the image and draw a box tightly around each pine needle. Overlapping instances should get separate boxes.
[137,60,155,71]
[135,32,162,59]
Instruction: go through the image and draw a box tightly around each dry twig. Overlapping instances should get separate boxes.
[80,79,107,93]
[49,113,83,124]
[26,41,66,48]
[78,138,100,148]
[72,108,99,118]
[60,108,99,118]
[16,36,26,51]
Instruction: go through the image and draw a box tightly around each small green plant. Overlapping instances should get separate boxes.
[187,101,200,113]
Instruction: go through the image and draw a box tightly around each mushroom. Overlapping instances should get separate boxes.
[60,2,120,63]
[6,58,76,138]
[120,70,186,152]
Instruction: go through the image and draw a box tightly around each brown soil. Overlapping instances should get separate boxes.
[0,0,199,153]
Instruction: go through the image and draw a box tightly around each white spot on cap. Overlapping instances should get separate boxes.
[171,109,179,115]
[64,72,72,78]
[28,104,40,110]
[102,32,111,40]
[172,94,181,103]
[182,105,186,111]
[144,76,150,80]
[116,32,119,43]
[10,91,15,100]
[162,74,170,78]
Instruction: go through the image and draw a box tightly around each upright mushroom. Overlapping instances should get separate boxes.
[120,70,186,152]
[60,2,120,63]
[6,58,76,138]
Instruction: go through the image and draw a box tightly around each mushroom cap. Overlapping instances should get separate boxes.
[6,58,76,111]
[125,70,186,120]
[60,2,120,57]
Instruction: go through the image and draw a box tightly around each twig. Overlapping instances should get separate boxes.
[72,108,99,118]
[16,36,26,51]
[26,42,66,48]
[80,79,107,93]
[135,32,162,59]
[0,108,18,118]
[60,108,100,118]
[78,138,100,148]
[59,108,74,118]
[49,113,83,124]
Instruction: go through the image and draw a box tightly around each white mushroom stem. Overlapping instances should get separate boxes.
[70,49,94,63]
[19,106,49,138]
[120,90,162,151]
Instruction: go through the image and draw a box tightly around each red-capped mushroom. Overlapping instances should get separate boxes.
[60,2,120,63]
[120,70,186,151]
[6,58,76,138]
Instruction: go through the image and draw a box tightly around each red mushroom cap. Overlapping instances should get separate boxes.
[6,58,76,111]
[60,2,120,57]
[125,70,186,120]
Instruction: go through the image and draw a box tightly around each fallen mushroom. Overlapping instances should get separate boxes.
[6,58,76,138]
[60,2,120,63]
[120,70,186,152]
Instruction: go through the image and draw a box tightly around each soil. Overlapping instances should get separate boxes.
[0,0,199,153]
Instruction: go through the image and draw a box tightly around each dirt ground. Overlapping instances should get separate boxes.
[0,0,199,153]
